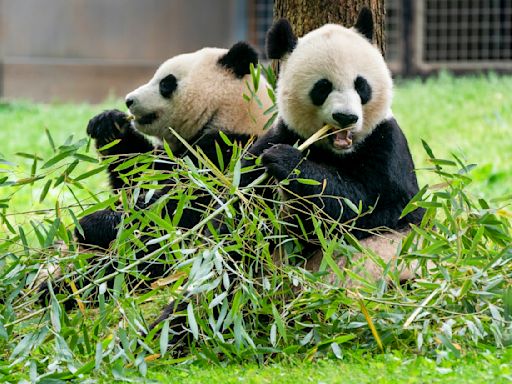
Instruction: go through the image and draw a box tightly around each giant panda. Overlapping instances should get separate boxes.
[150,9,425,336]
[76,41,272,250]
[237,8,424,285]
[39,42,273,305]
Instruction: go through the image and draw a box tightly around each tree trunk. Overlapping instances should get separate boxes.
[273,0,385,55]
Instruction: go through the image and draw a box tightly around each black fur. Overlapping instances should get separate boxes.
[75,209,122,249]
[354,7,374,41]
[39,109,254,307]
[309,78,333,106]
[218,42,258,78]
[266,19,297,59]
[354,76,372,105]
[86,109,155,190]
[240,118,423,240]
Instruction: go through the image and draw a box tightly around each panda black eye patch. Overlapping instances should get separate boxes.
[159,74,178,98]
[309,78,333,106]
[354,75,372,104]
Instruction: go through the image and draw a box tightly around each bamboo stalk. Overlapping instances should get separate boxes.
[297,124,333,151]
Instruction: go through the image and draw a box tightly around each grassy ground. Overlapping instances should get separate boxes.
[1,74,511,382]
[0,100,123,225]
[147,351,512,384]
[393,73,512,197]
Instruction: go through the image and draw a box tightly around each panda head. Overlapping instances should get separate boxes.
[125,42,271,148]
[267,8,393,155]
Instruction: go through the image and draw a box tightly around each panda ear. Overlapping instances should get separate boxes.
[218,42,259,78]
[354,7,374,41]
[266,19,297,59]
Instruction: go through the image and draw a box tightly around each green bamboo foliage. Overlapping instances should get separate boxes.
[0,68,510,381]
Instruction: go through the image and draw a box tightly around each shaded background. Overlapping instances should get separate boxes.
[0,0,511,102]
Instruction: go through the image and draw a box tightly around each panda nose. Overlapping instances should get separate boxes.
[332,113,358,127]
[125,97,135,108]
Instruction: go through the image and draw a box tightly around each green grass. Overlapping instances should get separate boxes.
[0,100,123,226]
[147,351,512,384]
[1,74,511,383]
[394,73,512,197]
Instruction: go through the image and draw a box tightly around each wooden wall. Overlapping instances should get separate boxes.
[0,0,245,102]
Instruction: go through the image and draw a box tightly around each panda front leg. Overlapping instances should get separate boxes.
[87,109,155,190]
[260,144,374,225]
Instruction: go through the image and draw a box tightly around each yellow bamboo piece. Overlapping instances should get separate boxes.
[297,124,334,151]
[68,279,86,316]
[358,297,384,352]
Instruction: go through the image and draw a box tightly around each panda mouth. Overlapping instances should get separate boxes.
[330,128,353,150]
[136,113,158,125]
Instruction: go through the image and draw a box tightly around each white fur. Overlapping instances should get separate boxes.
[303,231,419,287]
[277,24,393,154]
[125,47,272,149]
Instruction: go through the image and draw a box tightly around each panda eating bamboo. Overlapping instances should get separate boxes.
[38,42,273,306]
[240,8,425,283]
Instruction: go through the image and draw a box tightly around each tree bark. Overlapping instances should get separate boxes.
[273,0,385,55]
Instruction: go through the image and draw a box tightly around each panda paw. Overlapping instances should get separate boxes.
[261,144,303,180]
[87,109,131,148]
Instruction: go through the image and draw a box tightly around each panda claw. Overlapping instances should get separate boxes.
[261,144,303,180]
[86,109,130,145]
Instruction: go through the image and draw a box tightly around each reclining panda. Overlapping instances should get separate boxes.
[38,42,273,304]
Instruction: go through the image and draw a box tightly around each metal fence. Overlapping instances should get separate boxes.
[415,0,512,71]
[385,0,404,73]
[247,0,512,75]
[248,0,274,56]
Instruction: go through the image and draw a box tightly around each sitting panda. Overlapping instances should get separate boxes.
[39,42,273,305]
[238,8,424,284]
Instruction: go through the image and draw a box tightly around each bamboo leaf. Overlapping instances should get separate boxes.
[39,179,52,203]
[98,139,121,151]
[160,320,170,358]
[187,303,199,340]
[271,304,287,342]
[46,128,56,152]
[73,165,108,182]
[42,150,74,169]
[358,298,383,352]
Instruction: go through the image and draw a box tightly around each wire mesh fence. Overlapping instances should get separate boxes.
[416,0,512,71]
[247,0,512,74]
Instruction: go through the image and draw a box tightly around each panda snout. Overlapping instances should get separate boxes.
[332,113,358,128]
